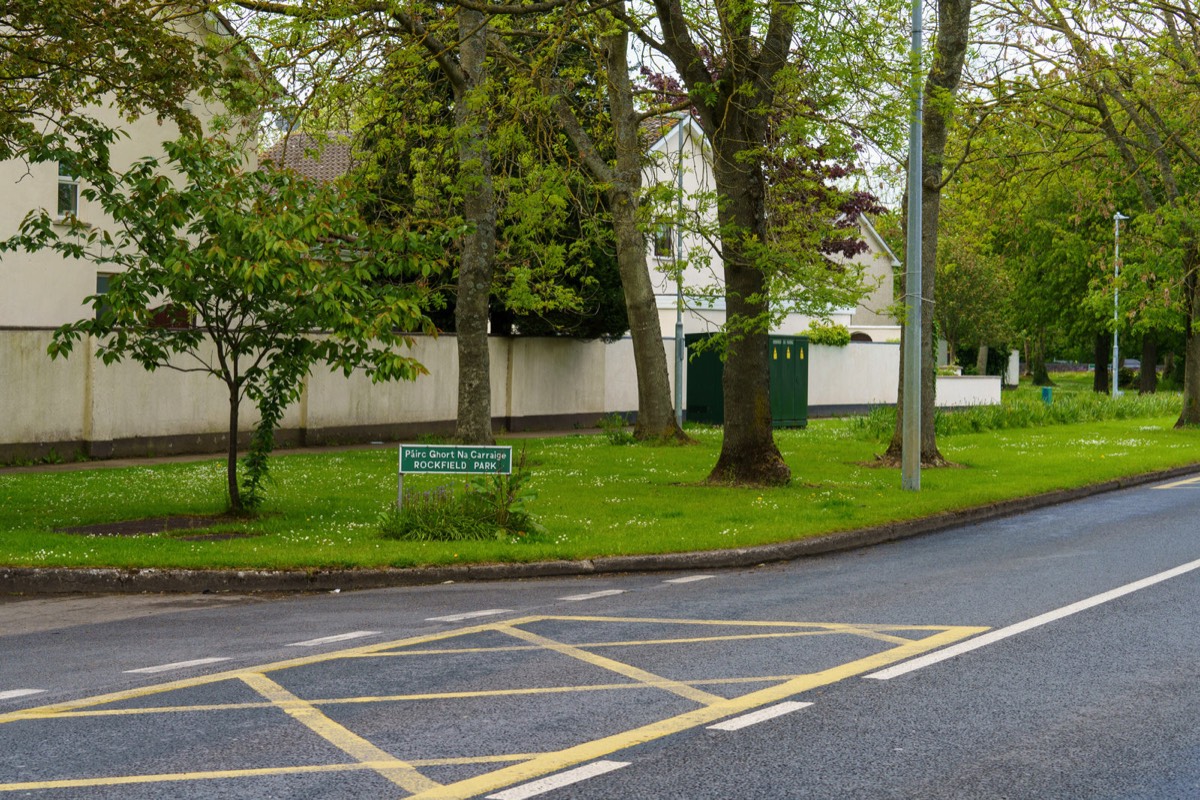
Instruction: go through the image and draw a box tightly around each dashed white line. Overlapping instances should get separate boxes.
[663,575,715,584]
[426,609,513,623]
[123,657,231,675]
[485,761,631,799]
[867,556,1200,680]
[707,701,813,731]
[286,631,380,647]
[559,590,625,602]
[0,689,45,701]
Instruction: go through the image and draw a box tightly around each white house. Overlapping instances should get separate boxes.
[641,115,901,343]
[0,12,254,329]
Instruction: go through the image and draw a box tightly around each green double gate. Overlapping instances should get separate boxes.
[683,334,809,428]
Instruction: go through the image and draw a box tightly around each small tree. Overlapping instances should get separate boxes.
[4,135,443,512]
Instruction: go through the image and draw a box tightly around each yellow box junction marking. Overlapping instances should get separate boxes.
[1153,475,1200,490]
[0,615,987,797]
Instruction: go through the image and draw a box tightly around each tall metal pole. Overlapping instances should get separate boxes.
[674,115,686,426]
[902,0,924,492]
[1111,212,1127,399]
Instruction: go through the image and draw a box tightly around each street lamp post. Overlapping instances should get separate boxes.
[901,0,923,492]
[1112,212,1128,399]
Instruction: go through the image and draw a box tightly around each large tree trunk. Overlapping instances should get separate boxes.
[1031,334,1054,386]
[975,343,988,376]
[452,7,496,445]
[706,130,789,485]
[884,0,971,467]
[1140,335,1158,394]
[604,33,688,443]
[1093,332,1109,393]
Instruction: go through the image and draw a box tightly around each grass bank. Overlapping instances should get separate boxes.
[2,385,1198,571]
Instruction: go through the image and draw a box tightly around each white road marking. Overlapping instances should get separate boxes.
[867,556,1200,680]
[123,657,231,675]
[426,609,513,623]
[1153,475,1200,490]
[485,761,631,799]
[663,575,715,584]
[285,631,380,647]
[707,701,813,731]
[559,590,625,602]
[0,689,45,701]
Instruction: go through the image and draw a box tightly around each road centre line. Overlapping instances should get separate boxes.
[867,556,1200,680]
[1153,475,1200,489]
[663,575,714,584]
[426,609,513,623]
[123,658,231,675]
[707,701,813,731]
[286,631,380,647]
[0,689,44,701]
[559,590,625,601]
[485,761,630,800]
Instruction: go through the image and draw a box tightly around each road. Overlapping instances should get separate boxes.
[2,474,1199,799]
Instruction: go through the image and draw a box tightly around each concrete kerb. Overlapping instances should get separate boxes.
[2,462,1197,596]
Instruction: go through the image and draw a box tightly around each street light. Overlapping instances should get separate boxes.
[1112,212,1129,399]
[901,0,923,492]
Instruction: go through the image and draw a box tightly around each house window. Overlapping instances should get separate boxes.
[57,163,78,218]
[95,273,113,320]
[653,224,673,258]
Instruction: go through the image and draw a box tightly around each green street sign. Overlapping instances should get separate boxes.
[399,444,512,475]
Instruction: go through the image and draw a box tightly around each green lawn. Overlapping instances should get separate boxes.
[2,385,1198,570]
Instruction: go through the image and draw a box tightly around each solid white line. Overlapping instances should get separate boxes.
[707,701,813,731]
[663,575,715,584]
[485,761,631,799]
[1153,475,1200,490]
[0,689,46,701]
[867,556,1200,680]
[559,590,625,602]
[285,631,380,647]
[426,609,512,623]
[123,657,231,675]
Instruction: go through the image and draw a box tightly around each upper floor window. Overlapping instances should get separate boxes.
[653,224,673,258]
[57,162,78,218]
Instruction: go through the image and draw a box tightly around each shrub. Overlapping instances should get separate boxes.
[804,321,851,347]
[596,412,636,445]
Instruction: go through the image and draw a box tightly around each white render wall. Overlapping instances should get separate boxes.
[1,330,999,459]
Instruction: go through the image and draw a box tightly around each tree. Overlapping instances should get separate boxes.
[1,2,254,178]
[646,0,905,483]
[2,136,441,511]
[884,0,975,467]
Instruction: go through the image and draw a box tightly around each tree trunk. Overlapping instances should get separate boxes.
[1031,334,1053,386]
[452,7,496,445]
[226,383,241,512]
[1140,335,1157,394]
[705,129,789,486]
[976,343,988,375]
[884,0,971,467]
[1178,258,1200,426]
[1093,332,1109,393]
[604,32,688,443]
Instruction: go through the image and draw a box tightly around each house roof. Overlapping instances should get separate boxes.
[644,114,707,155]
[260,132,354,183]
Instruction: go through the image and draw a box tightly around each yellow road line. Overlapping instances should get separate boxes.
[817,624,922,646]
[26,674,816,720]
[498,625,725,706]
[0,617,543,726]
[239,672,439,794]
[1153,475,1200,489]
[407,625,989,800]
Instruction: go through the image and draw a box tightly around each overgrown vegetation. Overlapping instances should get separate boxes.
[378,448,540,541]
[804,321,851,347]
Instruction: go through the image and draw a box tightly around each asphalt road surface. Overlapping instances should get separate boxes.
[2,473,1199,799]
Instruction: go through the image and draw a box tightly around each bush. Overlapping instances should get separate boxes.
[804,321,851,347]
[378,447,542,541]
[596,412,635,445]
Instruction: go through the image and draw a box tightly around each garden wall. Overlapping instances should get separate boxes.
[0,330,998,461]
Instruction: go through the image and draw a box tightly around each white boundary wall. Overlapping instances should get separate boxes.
[1,330,999,459]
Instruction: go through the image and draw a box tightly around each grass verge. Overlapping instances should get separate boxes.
[2,390,1198,571]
